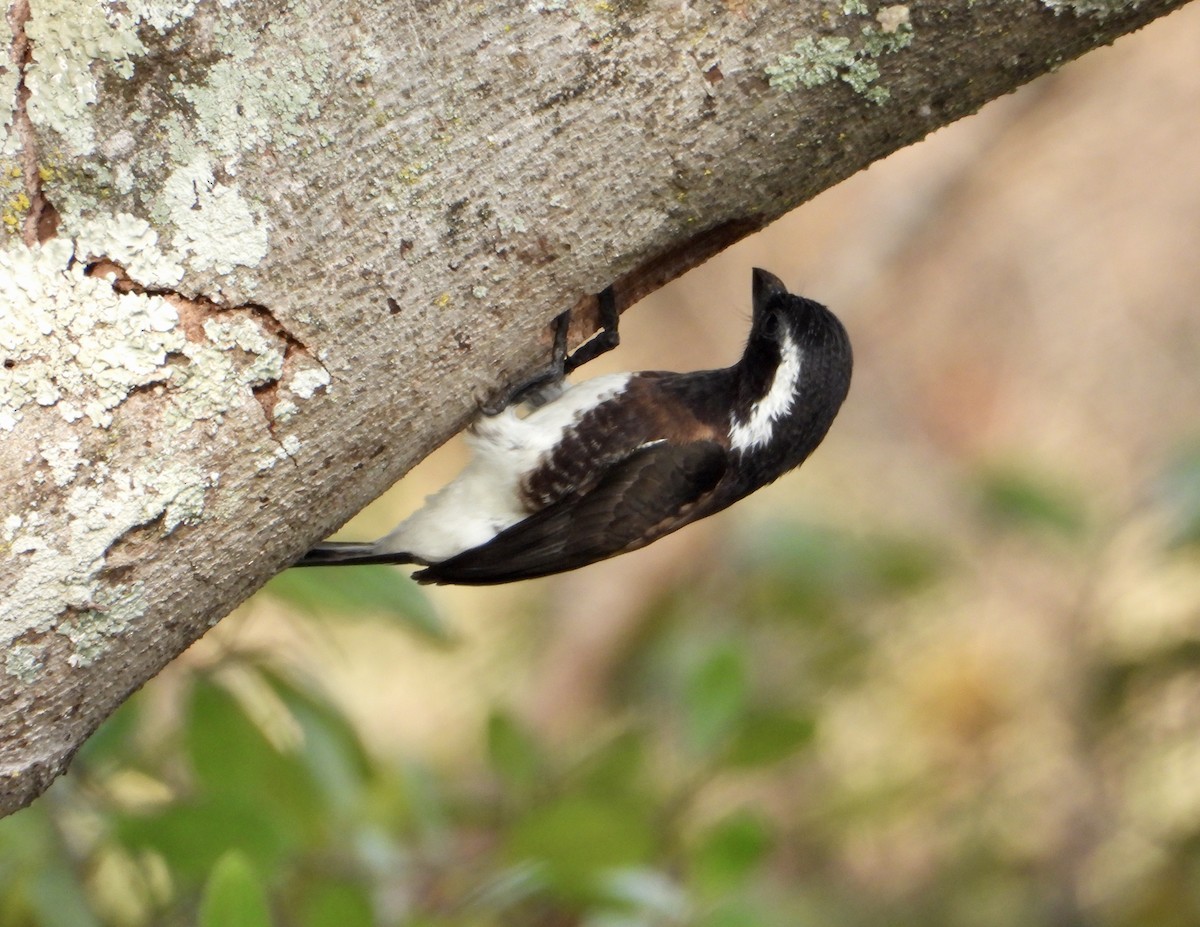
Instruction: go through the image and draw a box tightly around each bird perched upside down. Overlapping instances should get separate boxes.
[295,268,852,585]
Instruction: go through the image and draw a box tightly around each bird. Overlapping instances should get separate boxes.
[295,268,852,585]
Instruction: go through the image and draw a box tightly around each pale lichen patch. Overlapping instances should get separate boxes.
[162,478,209,533]
[159,154,270,278]
[173,15,332,160]
[272,398,299,422]
[270,359,328,422]
[164,317,285,430]
[766,12,915,105]
[74,213,185,289]
[1040,0,1144,16]
[0,226,330,677]
[0,238,184,431]
[60,582,148,667]
[255,434,302,471]
[2,0,348,684]
[288,364,332,401]
[203,316,277,361]
[5,643,46,686]
[876,4,910,33]
[1,162,26,233]
[22,1,148,155]
[0,231,309,437]
[39,435,85,488]
[0,67,19,160]
[21,0,215,154]
[2,514,22,542]
[17,2,335,285]
[2,460,213,669]
[119,0,202,34]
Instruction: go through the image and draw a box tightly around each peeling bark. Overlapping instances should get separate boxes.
[0,0,1192,815]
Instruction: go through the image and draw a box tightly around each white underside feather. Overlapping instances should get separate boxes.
[375,373,633,562]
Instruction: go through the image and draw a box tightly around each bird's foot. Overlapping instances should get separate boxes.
[564,285,620,375]
[481,285,621,415]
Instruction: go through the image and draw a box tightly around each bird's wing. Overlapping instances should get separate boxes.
[414,440,728,585]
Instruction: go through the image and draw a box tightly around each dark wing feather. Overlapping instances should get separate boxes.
[415,440,728,585]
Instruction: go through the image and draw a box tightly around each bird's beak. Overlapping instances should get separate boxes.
[752,267,788,312]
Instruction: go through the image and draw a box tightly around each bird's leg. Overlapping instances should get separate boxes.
[478,310,570,415]
[565,285,620,375]
[479,286,620,415]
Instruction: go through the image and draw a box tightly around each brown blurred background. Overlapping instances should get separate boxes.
[207,5,1200,922]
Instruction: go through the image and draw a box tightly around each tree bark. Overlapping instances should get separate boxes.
[0,0,1190,816]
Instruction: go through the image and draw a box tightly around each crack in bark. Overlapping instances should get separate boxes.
[250,380,296,452]
[6,0,59,245]
[85,259,315,357]
[101,511,167,582]
[83,258,325,447]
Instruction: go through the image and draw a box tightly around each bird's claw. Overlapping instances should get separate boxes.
[484,285,621,414]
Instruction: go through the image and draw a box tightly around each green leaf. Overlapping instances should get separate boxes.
[487,710,543,796]
[975,465,1086,539]
[396,759,450,838]
[299,880,374,927]
[0,801,53,866]
[505,796,656,898]
[690,811,773,895]
[199,851,272,927]
[684,645,747,755]
[576,729,646,799]
[30,861,102,927]
[738,522,946,615]
[1157,441,1200,547]
[860,535,946,594]
[698,898,771,927]
[185,679,324,837]
[737,523,848,617]
[116,797,293,882]
[725,710,815,768]
[113,678,328,882]
[263,567,451,643]
[259,667,373,816]
[0,805,96,927]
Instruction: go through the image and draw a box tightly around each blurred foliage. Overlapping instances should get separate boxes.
[973,463,1090,540]
[264,567,453,645]
[4,449,1200,926]
[1156,441,1200,549]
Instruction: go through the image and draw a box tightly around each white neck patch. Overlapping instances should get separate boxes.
[729,332,803,453]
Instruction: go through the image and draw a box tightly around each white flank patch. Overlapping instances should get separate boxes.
[376,373,633,562]
[729,333,803,452]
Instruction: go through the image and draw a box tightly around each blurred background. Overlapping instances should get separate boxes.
[4,7,1200,925]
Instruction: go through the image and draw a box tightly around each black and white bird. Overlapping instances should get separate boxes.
[296,268,852,585]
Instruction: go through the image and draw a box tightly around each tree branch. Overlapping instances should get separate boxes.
[0,0,1190,815]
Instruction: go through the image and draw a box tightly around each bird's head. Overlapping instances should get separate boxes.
[729,269,853,466]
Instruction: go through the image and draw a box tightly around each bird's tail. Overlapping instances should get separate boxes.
[293,541,419,568]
